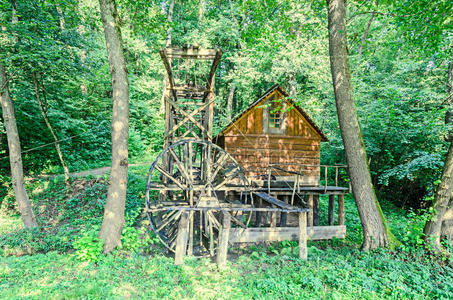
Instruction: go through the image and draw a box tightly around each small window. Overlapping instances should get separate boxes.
[269,101,282,128]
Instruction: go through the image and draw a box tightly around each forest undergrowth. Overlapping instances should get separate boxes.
[0,166,452,299]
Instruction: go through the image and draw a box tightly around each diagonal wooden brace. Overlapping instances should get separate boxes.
[166,98,213,138]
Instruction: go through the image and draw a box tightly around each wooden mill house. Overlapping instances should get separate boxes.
[215,85,349,230]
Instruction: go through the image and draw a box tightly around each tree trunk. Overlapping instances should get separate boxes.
[160,0,175,113]
[227,84,235,121]
[98,0,130,253]
[32,73,69,181]
[326,0,397,250]
[424,142,453,251]
[441,198,453,245]
[424,59,453,250]
[199,0,205,21]
[0,64,38,228]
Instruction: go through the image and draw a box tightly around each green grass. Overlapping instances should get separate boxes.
[1,247,452,299]
[1,166,453,299]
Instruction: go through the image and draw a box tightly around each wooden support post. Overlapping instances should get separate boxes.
[298,212,307,260]
[328,195,335,226]
[338,194,345,225]
[217,212,231,267]
[256,197,262,227]
[280,195,288,227]
[313,194,319,226]
[271,204,277,227]
[335,166,339,186]
[175,211,189,265]
[307,194,313,227]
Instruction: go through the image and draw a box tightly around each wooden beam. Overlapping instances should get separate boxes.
[147,206,309,213]
[165,98,213,137]
[307,194,313,227]
[159,50,177,99]
[254,192,298,210]
[280,195,288,227]
[299,212,307,260]
[229,225,346,243]
[216,212,231,267]
[328,195,335,226]
[174,212,189,265]
[313,195,319,226]
[338,194,345,225]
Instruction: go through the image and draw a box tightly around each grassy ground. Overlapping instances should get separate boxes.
[1,166,453,299]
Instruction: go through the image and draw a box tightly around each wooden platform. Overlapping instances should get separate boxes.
[251,180,349,195]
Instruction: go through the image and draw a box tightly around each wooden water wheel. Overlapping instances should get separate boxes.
[145,139,253,257]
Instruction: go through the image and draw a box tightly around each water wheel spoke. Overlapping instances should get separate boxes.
[155,164,186,190]
[227,211,247,229]
[157,210,182,232]
[208,153,229,184]
[214,166,241,190]
[169,148,191,184]
[207,211,221,230]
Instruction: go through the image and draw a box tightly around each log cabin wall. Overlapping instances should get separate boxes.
[216,85,327,186]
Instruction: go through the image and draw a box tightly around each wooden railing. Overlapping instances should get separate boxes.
[268,163,350,193]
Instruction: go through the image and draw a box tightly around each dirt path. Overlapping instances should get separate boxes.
[35,162,152,179]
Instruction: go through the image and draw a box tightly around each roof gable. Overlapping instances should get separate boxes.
[217,84,328,141]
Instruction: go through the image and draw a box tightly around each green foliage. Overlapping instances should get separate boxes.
[1,245,452,299]
[120,226,158,253]
[399,209,432,251]
[73,228,104,263]
[0,170,146,255]
[0,169,452,298]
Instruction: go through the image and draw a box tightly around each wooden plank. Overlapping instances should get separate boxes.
[229,225,346,243]
[227,147,320,158]
[299,212,307,260]
[231,155,320,165]
[223,139,320,151]
[224,135,321,147]
[255,107,263,134]
[254,192,298,209]
[217,212,231,267]
[338,194,345,225]
[148,206,310,213]
[174,212,189,265]
[328,195,335,226]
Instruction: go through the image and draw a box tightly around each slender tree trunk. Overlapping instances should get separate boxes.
[199,0,205,21]
[326,0,397,250]
[32,73,69,181]
[357,11,375,63]
[227,84,235,121]
[160,0,175,113]
[55,5,65,30]
[98,0,130,253]
[0,64,38,228]
[424,59,453,250]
